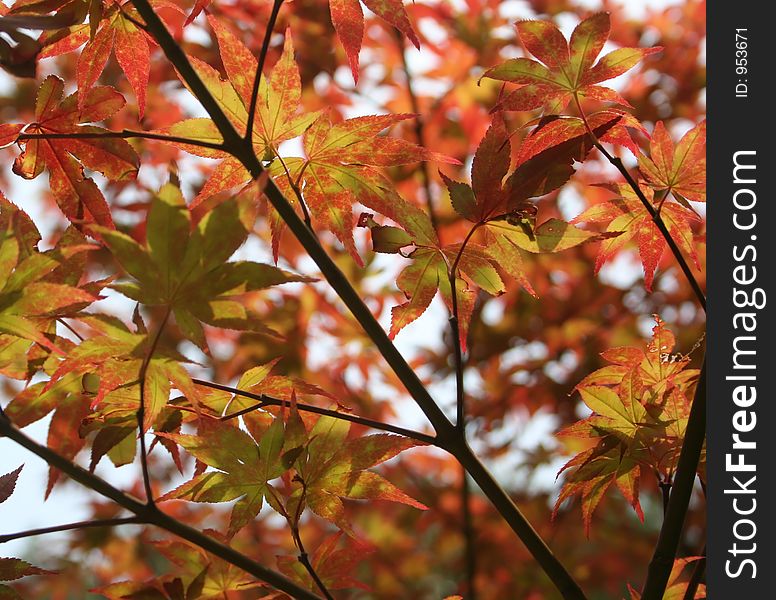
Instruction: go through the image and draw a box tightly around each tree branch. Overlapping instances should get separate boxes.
[192,378,437,445]
[641,358,706,600]
[0,517,142,544]
[449,223,481,429]
[461,470,478,600]
[0,415,322,600]
[17,129,226,152]
[245,0,285,147]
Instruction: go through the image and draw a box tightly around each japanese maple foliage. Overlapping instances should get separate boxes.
[0,0,706,599]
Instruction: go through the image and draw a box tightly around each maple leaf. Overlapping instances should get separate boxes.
[638,120,706,205]
[383,117,608,344]
[94,183,313,349]
[626,557,706,599]
[290,415,426,535]
[159,17,319,206]
[388,244,501,350]
[36,2,186,117]
[0,558,55,582]
[5,373,92,496]
[95,535,261,599]
[158,419,289,537]
[43,313,197,442]
[555,317,701,533]
[571,182,701,290]
[160,17,453,263]
[75,3,153,118]
[8,76,138,231]
[481,12,661,114]
[330,0,420,83]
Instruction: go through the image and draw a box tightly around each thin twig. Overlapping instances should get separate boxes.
[0,517,142,544]
[56,318,85,342]
[572,93,706,312]
[641,358,706,599]
[245,0,285,146]
[394,29,439,232]
[0,417,322,600]
[461,469,478,600]
[192,378,437,445]
[275,152,314,231]
[289,481,335,600]
[449,223,481,428]
[18,129,225,152]
[136,307,172,505]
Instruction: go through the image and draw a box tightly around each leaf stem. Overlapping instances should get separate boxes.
[275,151,314,231]
[0,517,142,544]
[245,0,285,147]
[192,378,437,445]
[136,307,172,505]
[56,317,85,341]
[289,481,335,600]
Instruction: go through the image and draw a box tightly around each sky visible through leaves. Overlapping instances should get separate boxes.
[0,0,694,568]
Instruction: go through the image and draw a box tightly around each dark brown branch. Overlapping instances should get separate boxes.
[449,223,481,428]
[0,517,141,544]
[192,378,437,445]
[245,0,285,147]
[288,481,335,600]
[461,469,478,600]
[0,415,322,600]
[18,130,225,152]
[642,358,706,599]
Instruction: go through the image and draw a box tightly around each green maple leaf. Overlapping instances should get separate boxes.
[0,197,101,357]
[94,183,313,349]
[292,415,427,535]
[158,419,288,537]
